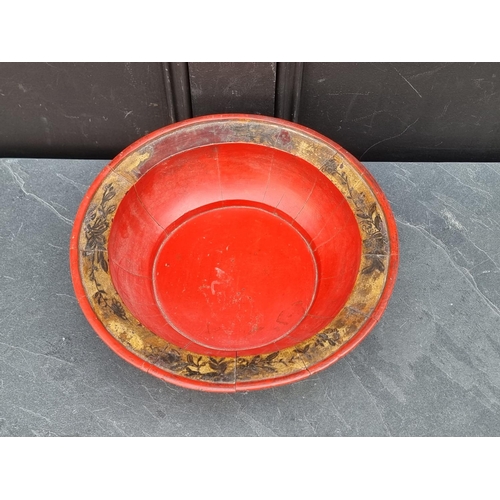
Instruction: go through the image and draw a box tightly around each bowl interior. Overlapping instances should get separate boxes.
[108,142,362,357]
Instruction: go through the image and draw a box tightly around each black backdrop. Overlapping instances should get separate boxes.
[1,62,499,161]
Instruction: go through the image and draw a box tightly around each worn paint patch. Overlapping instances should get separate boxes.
[113,149,152,183]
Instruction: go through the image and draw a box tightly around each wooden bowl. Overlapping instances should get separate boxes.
[70,114,398,392]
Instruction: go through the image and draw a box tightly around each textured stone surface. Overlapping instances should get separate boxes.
[1,158,499,436]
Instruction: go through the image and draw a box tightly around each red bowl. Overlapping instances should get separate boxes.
[70,114,398,392]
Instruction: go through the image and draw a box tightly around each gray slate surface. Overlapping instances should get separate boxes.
[1,158,499,436]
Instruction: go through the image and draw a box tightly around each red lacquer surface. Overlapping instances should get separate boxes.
[107,142,362,356]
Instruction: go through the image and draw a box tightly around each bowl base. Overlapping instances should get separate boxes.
[153,203,318,351]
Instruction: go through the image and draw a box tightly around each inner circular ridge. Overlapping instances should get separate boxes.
[152,203,318,351]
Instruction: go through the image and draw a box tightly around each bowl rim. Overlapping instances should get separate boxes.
[69,113,399,392]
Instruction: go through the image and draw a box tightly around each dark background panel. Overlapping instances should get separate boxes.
[299,62,500,162]
[1,62,500,161]
[0,62,169,159]
[188,62,276,117]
